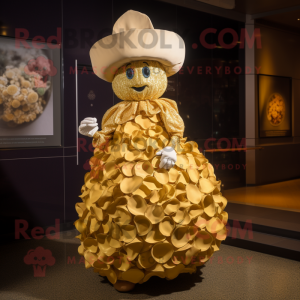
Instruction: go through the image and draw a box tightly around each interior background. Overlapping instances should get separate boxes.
[0,0,299,238]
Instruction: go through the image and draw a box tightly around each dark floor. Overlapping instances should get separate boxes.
[1,229,300,300]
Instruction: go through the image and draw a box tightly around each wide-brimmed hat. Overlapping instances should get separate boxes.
[90,10,185,82]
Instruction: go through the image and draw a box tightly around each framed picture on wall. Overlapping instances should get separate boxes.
[0,35,61,148]
[258,74,292,138]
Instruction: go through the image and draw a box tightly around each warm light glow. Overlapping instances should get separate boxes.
[1,26,8,36]
[225,179,300,210]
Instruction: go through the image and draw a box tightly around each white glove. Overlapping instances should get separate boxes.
[79,117,99,137]
[156,147,177,169]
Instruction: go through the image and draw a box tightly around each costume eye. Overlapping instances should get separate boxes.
[142,66,150,78]
[126,68,134,79]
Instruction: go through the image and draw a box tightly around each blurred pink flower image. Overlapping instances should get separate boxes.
[24,56,57,88]
[24,56,57,77]
[24,246,55,277]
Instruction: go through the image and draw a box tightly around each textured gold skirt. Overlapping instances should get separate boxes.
[75,112,228,284]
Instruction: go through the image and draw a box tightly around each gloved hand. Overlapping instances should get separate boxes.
[79,117,99,137]
[156,146,177,169]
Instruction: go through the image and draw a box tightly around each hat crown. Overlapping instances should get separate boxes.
[113,10,154,34]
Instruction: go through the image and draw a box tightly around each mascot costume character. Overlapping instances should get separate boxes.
[75,10,228,292]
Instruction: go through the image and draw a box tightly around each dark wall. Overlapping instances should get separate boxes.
[0,0,65,240]
[254,24,300,185]
[255,144,300,185]
[0,0,245,239]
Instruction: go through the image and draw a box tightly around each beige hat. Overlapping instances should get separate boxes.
[90,10,185,82]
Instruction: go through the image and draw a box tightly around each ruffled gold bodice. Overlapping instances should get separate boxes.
[93,98,184,147]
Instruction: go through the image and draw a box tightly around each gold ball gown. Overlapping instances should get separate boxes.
[74,61,228,285]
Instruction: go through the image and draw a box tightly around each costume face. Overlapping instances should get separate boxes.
[112,60,167,101]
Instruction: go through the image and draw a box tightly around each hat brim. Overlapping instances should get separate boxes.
[90,29,185,82]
